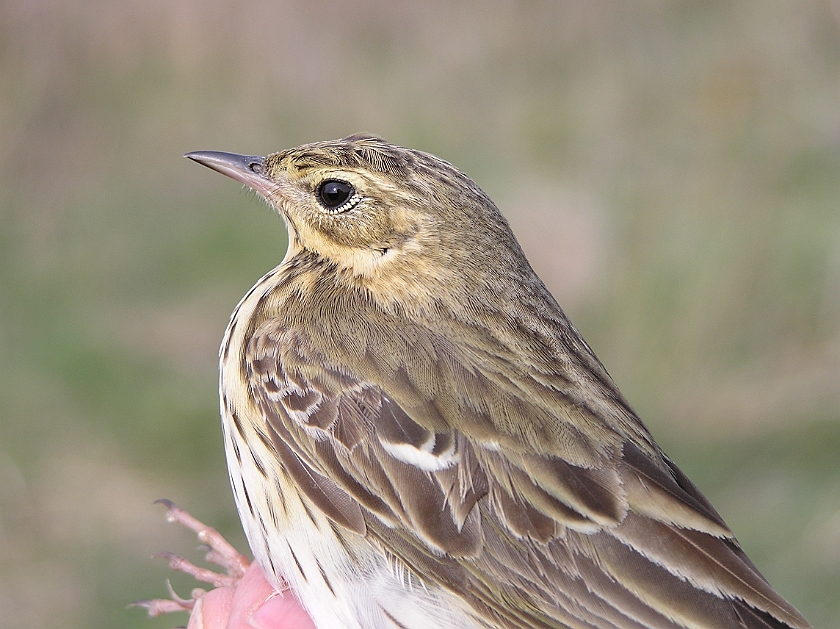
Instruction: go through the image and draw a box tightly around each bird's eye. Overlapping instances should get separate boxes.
[317,180,355,211]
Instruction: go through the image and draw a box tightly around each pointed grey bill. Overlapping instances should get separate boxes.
[185,151,275,197]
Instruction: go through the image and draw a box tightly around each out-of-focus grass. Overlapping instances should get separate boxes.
[0,1,838,628]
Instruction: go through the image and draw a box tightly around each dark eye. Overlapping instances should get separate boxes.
[317,180,354,210]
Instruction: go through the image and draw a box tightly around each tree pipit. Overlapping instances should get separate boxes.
[174,135,809,629]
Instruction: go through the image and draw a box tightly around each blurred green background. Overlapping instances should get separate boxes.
[1,1,838,627]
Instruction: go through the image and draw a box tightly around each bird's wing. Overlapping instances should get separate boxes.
[244,319,809,629]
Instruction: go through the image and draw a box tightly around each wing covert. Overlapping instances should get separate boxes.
[243,318,809,629]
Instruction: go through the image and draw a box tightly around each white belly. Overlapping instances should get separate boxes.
[220,409,485,629]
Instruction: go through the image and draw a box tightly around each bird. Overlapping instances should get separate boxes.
[185,135,810,629]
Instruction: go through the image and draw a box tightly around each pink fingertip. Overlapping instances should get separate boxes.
[248,594,317,629]
[189,587,236,629]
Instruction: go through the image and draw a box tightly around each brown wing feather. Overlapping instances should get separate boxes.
[245,318,810,629]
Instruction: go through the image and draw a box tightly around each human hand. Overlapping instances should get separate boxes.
[186,561,315,629]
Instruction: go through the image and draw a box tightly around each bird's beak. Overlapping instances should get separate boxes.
[185,151,275,198]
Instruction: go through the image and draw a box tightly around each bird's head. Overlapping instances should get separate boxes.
[186,135,534,312]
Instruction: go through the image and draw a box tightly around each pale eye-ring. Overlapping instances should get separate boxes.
[316,179,355,212]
